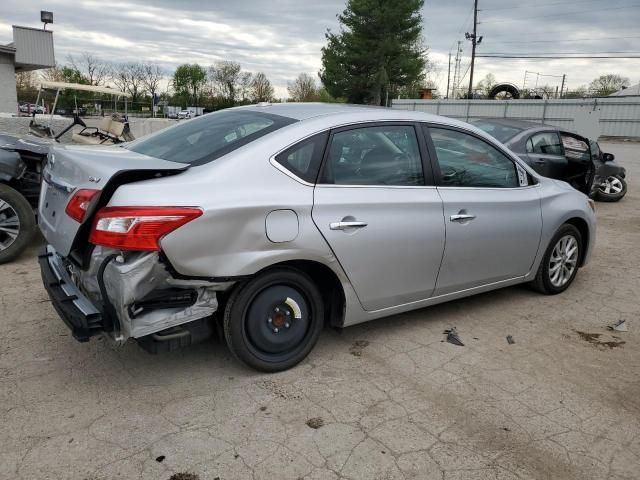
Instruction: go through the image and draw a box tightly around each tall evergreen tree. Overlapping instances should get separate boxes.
[320,0,426,105]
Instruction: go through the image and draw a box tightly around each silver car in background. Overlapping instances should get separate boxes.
[38,104,596,371]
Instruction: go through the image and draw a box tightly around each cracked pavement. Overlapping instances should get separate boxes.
[1,141,639,480]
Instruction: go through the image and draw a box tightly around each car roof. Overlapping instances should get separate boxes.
[471,117,556,132]
[236,102,484,131]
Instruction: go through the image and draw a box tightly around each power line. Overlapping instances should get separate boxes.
[482,4,640,23]
[448,6,474,53]
[495,35,640,44]
[482,0,625,10]
[481,51,640,55]
[478,55,640,59]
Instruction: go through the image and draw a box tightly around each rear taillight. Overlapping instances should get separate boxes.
[65,189,100,223]
[89,206,202,251]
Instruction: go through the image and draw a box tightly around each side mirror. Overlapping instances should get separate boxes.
[602,153,615,162]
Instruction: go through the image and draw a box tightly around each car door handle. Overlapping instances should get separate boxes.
[533,158,547,165]
[450,214,476,222]
[330,221,368,230]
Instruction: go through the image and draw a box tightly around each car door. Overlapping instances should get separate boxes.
[312,123,446,311]
[524,131,567,180]
[424,125,543,296]
[559,132,594,194]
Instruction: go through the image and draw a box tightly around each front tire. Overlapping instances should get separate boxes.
[596,175,626,202]
[0,184,36,264]
[223,267,324,372]
[531,224,582,295]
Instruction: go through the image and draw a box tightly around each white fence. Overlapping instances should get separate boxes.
[392,97,640,139]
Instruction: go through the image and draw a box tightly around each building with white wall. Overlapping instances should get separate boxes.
[0,26,55,113]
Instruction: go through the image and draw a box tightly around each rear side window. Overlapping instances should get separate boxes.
[274,132,328,183]
[127,110,296,166]
[526,132,563,155]
[320,125,424,186]
[471,120,522,143]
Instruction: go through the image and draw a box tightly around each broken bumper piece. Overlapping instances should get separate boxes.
[39,245,223,346]
[39,246,103,342]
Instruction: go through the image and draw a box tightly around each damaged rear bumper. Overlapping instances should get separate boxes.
[39,246,103,342]
[39,245,226,347]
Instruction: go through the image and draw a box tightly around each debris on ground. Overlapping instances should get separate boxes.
[306,417,325,429]
[349,340,369,356]
[444,327,464,346]
[506,335,515,345]
[576,331,626,349]
[156,455,166,463]
[168,473,199,480]
[607,319,628,332]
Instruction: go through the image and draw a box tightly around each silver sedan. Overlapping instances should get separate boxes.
[38,104,596,371]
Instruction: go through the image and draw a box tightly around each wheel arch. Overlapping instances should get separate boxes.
[221,259,347,328]
[264,260,346,328]
[564,217,590,266]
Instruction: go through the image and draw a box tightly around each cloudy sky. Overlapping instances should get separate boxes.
[1,0,639,98]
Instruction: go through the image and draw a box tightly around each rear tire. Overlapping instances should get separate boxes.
[223,267,324,372]
[596,175,626,202]
[0,184,35,264]
[531,224,582,295]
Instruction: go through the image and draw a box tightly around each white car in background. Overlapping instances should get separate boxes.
[177,110,192,119]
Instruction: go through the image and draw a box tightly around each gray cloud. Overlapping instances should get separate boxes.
[2,0,638,97]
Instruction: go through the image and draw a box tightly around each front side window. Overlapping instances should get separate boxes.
[320,125,424,186]
[429,127,519,188]
[526,132,563,155]
[127,110,296,166]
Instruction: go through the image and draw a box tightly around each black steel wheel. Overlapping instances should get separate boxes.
[223,267,324,372]
[0,184,35,264]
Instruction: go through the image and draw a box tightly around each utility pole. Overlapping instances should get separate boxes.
[446,52,452,99]
[466,0,481,99]
[560,74,566,99]
[453,41,462,98]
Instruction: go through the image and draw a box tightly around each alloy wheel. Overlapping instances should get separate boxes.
[548,235,579,288]
[0,198,20,252]
[600,176,623,195]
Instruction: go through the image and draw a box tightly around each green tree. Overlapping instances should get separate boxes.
[173,64,207,107]
[320,0,426,105]
[588,74,630,96]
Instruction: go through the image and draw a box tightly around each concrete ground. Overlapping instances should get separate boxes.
[1,142,639,480]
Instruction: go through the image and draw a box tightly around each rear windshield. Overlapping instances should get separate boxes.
[127,110,296,166]
[471,120,522,143]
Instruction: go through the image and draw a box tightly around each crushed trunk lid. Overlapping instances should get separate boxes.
[39,144,188,256]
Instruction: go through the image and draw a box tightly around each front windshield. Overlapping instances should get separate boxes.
[127,109,296,166]
[471,120,522,143]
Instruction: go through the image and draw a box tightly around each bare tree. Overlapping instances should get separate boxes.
[287,73,319,102]
[68,52,111,85]
[112,62,147,104]
[15,71,39,102]
[239,72,253,103]
[250,72,274,103]
[589,74,630,96]
[143,64,163,116]
[40,63,66,83]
